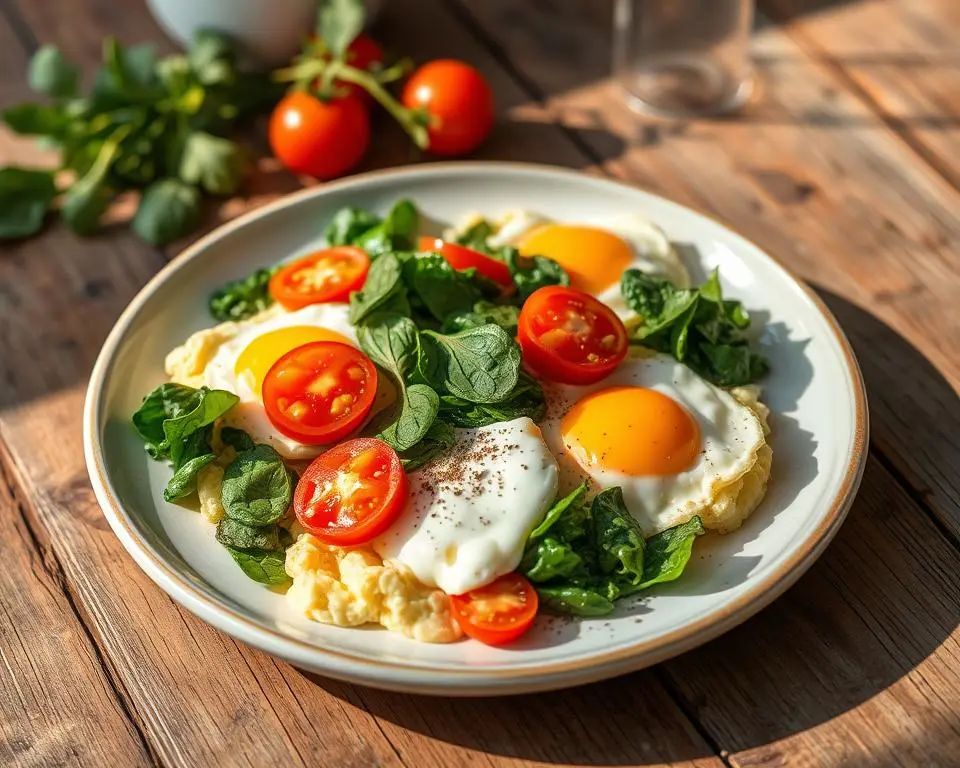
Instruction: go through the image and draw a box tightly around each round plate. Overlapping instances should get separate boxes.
[84,163,868,695]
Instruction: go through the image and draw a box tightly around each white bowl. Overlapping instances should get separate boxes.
[84,163,868,695]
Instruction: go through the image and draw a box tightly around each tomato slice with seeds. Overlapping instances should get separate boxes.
[294,438,408,545]
[418,236,513,287]
[450,573,539,645]
[262,341,377,445]
[517,285,629,385]
[269,246,370,309]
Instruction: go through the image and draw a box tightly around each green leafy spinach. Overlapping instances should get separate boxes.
[209,267,277,322]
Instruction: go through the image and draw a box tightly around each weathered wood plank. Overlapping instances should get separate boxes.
[456,0,960,540]
[0,1,723,766]
[0,463,154,768]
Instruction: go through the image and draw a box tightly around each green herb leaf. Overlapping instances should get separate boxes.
[132,178,201,245]
[2,103,70,138]
[452,220,496,251]
[505,249,570,299]
[103,38,160,95]
[526,482,589,542]
[224,546,290,585]
[187,29,238,86]
[28,45,80,98]
[354,199,419,255]
[0,167,57,239]
[132,383,205,457]
[521,538,586,582]
[419,325,521,404]
[163,452,216,501]
[62,126,131,235]
[441,300,520,335]
[317,0,366,60]
[178,131,245,195]
[216,518,282,551]
[348,252,406,324]
[636,516,705,589]
[162,388,238,468]
[537,585,614,616]
[221,444,293,526]
[220,426,255,452]
[324,206,381,246]
[209,267,276,322]
[590,487,645,583]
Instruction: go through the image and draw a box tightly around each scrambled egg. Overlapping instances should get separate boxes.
[700,384,773,534]
[165,305,284,387]
[285,534,463,643]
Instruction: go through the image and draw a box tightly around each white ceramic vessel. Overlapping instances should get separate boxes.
[84,163,868,695]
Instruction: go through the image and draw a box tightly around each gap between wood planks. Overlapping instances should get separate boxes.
[0,440,160,767]
[440,0,960,554]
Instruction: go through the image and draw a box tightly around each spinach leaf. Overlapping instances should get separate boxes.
[637,516,704,589]
[132,383,204,457]
[441,300,520,335]
[2,103,70,138]
[527,482,589,543]
[537,585,615,617]
[354,199,419,255]
[505,249,570,299]
[162,388,238,468]
[452,219,496,251]
[438,372,545,427]
[103,39,160,96]
[221,444,293,526]
[419,325,521,404]
[28,45,80,99]
[621,269,771,387]
[324,206,381,246]
[0,168,57,239]
[378,384,440,453]
[405,253,479,322]
[61,125,131,235]
[132,178,202,245]
[590,488,645,583]
[349,252,407,324]
[397,418,456,471]
[216,518,282,551]
[223,546,290,586]
[178,131,245,195]
[163,452,216,502]
[209,267,276,321]
[357,312,419,378]
[220,426,255,452]
[521,538,585,582]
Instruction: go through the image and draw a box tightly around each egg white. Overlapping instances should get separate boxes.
[373,417,559,595]
[539,352,766,536]
[202,303,361,460]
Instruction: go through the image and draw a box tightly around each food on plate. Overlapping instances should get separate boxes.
[132,197,774,645]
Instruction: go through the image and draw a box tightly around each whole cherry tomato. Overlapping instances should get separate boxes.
[269,92,370,180]
[401,60,495,156]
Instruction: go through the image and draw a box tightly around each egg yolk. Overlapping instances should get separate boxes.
[235,326,354,399]
[518,225,633,295]
[561,386,700,476]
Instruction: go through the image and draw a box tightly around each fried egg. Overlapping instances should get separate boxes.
[539,352,769,536]
[201,304,382,460]
[374,417,559,595]
[453,210,690,311]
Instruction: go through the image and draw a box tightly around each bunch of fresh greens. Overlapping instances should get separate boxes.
[521,484,705,615]
[0,32,280,245]
[132,386,294,585]
[208,267,278,322]
[132,383,238,502]
[621,269,771,387]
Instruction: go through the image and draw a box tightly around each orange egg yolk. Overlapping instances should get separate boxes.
[561,386,701,476]
[235,326,354,400]
[518,224,633,295]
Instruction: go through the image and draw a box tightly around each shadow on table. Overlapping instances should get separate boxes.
[299,288,958,765]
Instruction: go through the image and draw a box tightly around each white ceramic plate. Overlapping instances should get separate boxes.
[84,163,868,695]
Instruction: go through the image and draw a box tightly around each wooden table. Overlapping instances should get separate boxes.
[2,0,958,765]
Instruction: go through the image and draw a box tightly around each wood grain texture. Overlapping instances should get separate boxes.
[0,461,153,768]
[0,1,722,766]
[455,0,960,541]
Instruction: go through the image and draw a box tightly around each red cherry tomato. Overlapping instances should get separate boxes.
[401,60,494,156]
[418,236,512,287]
[450,573,539,645]
[269,246,370,309]
[294,438,408,545]
[262,341,377,445]
[517,286,629,385]
[268,92,370,180]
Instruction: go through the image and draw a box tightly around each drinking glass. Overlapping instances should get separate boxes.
[612,0,755,117]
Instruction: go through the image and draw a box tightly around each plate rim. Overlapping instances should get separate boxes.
[83,161,869,694]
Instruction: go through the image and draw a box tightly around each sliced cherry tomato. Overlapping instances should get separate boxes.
[268,92,370,180]
[450,573,538,646]
[518,286,629,385]
[263,341,377,445]
[294,438,408,545]
[418,236,512,287]
[269,246,370,309]
[401,60,494,156]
